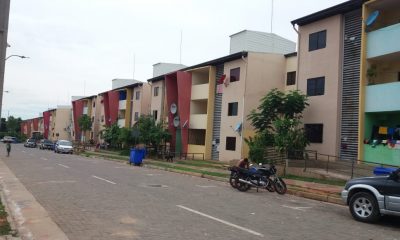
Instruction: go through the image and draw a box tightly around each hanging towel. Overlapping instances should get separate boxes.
[378,126,388,135]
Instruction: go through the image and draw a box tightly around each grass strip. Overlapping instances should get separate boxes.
[284,174,346,186]
[148,162,229,178]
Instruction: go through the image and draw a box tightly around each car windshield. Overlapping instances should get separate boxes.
[59,141,72,146]
[28,139,35,142]
[44,140,53,144]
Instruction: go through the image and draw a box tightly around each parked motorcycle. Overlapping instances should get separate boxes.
[230,164,287,194]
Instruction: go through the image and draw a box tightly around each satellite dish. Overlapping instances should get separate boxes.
[173,116,180,127]
[234,122,242,132]
[366,10,379,26]
[170,103,177,114]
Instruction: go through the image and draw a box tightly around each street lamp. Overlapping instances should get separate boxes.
[5,55,29,61]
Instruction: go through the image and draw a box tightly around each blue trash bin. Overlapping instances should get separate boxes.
[373,167,397,176]
[130,148,146,166]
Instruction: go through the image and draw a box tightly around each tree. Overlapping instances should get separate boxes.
[132,115,171,152]
[101,123,120,148]
[78,115,92,144]
[246,89,309,163]
[6,116,21,136]
[118,127,135,148]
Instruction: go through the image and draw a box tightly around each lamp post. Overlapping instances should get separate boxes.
[5,55,29,61]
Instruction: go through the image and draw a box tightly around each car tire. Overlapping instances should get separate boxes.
[349,192,380,223]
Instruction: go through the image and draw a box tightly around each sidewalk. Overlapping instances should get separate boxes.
[85,150,345,205]
[0,159,69,240]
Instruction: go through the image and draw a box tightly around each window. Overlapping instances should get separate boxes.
[286,71,296,86]
[188,129,206,145]
[309,30,326,51]
[307,77,325,96]
[398,72,400,81]
[230,68,240,82]
[305,124,323,143]
[153,110,158,121]
[228,102,238,116]
[93,101,96,108]
[101,115,104,122]
[226,137,236,151]
[135,91,140,100]
[154,87,159,97]
[134,112,139,121]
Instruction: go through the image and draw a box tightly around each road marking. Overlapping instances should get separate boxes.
[176,205,264,237]
[40,157,48,161]
[281,205,312,212]
[92,175,116,185]
[57,164,70,169]
[195,185,217,188]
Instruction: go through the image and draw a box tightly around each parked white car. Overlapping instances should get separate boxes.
[54,140,73,154]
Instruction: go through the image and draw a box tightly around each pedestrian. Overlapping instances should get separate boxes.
[6,141,11,157]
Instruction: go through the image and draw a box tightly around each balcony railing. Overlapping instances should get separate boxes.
[365,81,400,112]
[367,22,400,59]
[189,114,207,129]
[117,119,125,128]
[191,84,209,100]
[119,100,127,110]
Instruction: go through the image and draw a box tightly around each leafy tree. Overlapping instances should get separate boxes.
[101,123,120,148]
[0,118,7,132]
[132,115,171,152]
[246,89,309,163]
[6,116,21,136]
[118,127,135,148]
[78,114,92,146]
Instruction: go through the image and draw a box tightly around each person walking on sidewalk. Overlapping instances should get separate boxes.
[6,141,11,157]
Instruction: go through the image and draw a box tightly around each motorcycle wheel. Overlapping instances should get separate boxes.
[274,178,287,195]
[265,180,275,192]
[229,174,238,188]
[235,178,251,192]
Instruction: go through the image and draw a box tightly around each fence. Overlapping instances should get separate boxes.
[269,149,399,179]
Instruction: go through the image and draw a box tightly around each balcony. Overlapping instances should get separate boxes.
[191,84,209,100]
[83,107,88,115]
[119,100,127,110]
[189,114,207,129]
[367,23,400,59]
[365,82,400,112]
[117,119,125,128]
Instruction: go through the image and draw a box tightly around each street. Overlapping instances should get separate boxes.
[1,144,399,240]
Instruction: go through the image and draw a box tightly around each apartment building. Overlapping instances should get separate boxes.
[149,54,296,162]
[113,82,151,128]
[71,95,98,142]
[360,0,400,165]
[292,0,367,160]
[292,0,399,166]
[43,106,72,141]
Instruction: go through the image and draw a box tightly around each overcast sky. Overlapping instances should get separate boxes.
[3,0,347,119]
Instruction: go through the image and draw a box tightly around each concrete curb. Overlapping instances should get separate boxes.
[0,159,69,240]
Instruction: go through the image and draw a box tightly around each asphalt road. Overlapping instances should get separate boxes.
[1,144,399,240]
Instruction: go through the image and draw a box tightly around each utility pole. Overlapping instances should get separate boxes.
[0,0,10,119]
